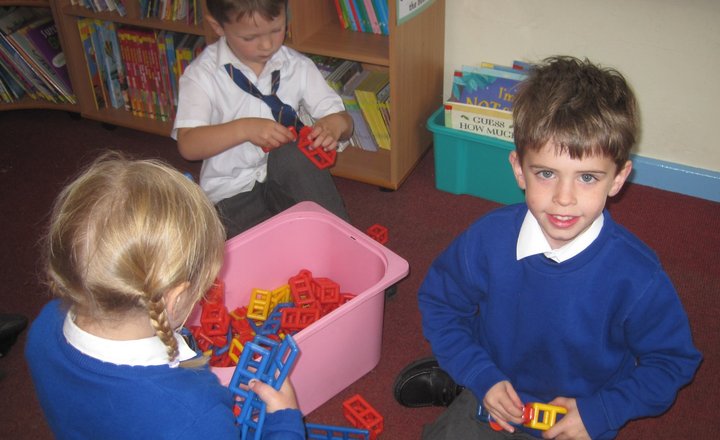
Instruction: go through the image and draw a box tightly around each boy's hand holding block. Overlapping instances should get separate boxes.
[261,126,337,169]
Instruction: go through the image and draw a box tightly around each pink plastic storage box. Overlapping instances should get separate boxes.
[187,201,409,415]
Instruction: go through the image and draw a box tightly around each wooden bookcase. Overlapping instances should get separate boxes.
[5,0,446,190]
[288,0,445,188]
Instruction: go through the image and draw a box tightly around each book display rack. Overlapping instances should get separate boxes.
[0,0,445,189]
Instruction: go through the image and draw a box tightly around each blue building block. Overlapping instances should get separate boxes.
[306,423,370,440]
[228,334,300,440]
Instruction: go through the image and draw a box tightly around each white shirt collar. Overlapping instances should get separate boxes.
[63,311,197,368]
[516,211,604,263]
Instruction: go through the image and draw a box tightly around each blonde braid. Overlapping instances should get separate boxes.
[145,294,179,362]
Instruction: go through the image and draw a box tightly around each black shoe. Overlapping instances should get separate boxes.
[0,314,28,358]
[393,357,464,408]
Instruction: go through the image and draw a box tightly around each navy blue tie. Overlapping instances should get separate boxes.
[224,64,304,131]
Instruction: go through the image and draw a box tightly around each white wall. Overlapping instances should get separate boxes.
[444,0,720,172]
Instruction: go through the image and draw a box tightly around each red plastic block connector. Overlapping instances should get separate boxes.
[313,277,341,305]
[343,394,384,440]
[366,224,388,244]
[294,126,337,169]
[200,302,231,336]
[280,307,321,332]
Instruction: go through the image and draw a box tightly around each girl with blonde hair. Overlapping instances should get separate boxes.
[26,152,303,439]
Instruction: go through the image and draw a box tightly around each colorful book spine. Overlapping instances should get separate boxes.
[0,36,41,100]
[354,70,391,149]
[340,0,358,32]
[163,31,179,107]
[352,0,372,33]
[333,0,348,29]
[117,28,142,116]
[347,0,364,32]
[77,18,107,109]
[92,19,124,109]
[5,21,70,102]
[99,21,129,111]
[340,70,379,152]
[371,0,389,35]
[362,0,382,34]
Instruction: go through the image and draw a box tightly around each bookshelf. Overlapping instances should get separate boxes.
[289,0,445,188]
[4,0,446,189]
[0,0,79,112]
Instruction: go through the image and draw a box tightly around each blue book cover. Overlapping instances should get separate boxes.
[371,0,389,35]
[449,67,527,112]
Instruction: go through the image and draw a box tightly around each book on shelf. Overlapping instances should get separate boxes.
[90,19,126,110]
[325,59,362,93]
[20,17,73,94]
[69,22,204,120]
[444,61,534,142]
[362,0,382,35]
[372,0,389,35]
[333,0,388,35]
[448,65,527,112]
[304,54,384,152]
[77,18,107,109]
[341,69,378,152]
[73,0,127,17]
[0,7,75,104]
[332,0,349,29]
[97,20,129,111]
[138,0,201,25]
[444,100,514,143]
[351,0,371,33]
[354,70,391,149]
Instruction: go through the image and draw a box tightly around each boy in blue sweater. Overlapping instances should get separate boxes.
[394,56,701,439]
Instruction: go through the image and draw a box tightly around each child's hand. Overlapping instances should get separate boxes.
[542,397,590,440]
[308,112,353,151]
[248,378,299,413]
[308,123,340,151]
[241,118,296,151]
[483,381,525,432]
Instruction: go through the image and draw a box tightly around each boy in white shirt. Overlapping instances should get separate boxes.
[172,0,352,238]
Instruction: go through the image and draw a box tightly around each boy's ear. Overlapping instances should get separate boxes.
[206,15,224,37]
[509,151,527,190]
[609,160,633,197]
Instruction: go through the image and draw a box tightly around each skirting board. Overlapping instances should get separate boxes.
[630,155,720,203]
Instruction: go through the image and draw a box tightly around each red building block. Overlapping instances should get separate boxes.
[366,224,388,244]
[294,126,337,169]
[342,394,384,440]
[313,277,341,306]
[290,274,317,309]
[200,302,231,336]
[280,307,321,332]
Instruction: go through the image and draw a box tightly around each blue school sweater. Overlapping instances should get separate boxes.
[25,300,305,440]
[419,204,701,439]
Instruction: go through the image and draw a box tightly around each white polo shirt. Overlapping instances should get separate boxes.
[172,39,346,203]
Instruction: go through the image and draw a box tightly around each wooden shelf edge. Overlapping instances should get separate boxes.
[288,26,389,66]
[0,100,78,112]
[80,107,173,137]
